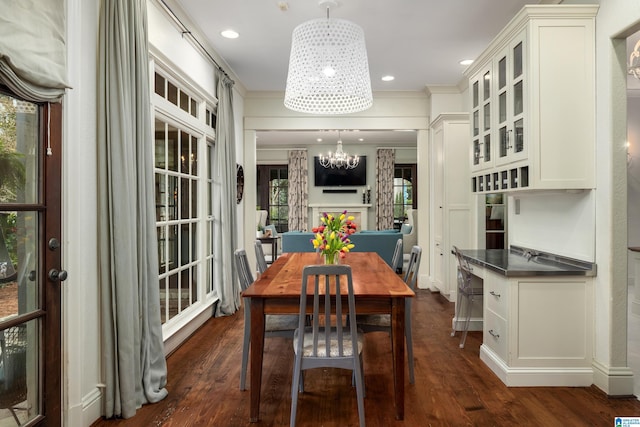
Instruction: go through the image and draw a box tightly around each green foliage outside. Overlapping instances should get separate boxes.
[0,94,25,272]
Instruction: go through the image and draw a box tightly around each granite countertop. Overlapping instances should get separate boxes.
[456,246,597,277]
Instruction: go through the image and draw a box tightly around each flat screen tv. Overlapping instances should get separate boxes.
[313,156,367,187]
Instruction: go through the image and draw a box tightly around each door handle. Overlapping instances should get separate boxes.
[48,269,68,282]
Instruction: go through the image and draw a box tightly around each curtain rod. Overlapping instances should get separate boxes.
[158,0,233,83]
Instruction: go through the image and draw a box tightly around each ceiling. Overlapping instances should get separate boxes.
[170,0,544,146]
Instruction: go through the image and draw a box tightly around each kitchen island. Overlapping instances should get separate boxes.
[457,246,596,387]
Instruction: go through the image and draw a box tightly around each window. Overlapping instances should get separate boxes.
[393,164,417,229]
[257,165,288,233]
[152,67,216,327]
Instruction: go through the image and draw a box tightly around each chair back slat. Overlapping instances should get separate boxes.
[254,240,268,275]
[298,265,356,359]
[234,249,254,291]
[403,245,422,291]
[391,238,403,272]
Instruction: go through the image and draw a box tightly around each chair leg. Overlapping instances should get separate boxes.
[240,309,251,390]
[290,357,303,427]
[459,294,473,349]
[451,288,464,337]
[9,407,20,425]
[405,311,415,384]
[353,357,366,427]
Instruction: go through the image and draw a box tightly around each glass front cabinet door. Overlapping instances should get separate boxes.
[470,64,494,179]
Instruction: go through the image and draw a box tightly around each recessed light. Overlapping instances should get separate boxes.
[459,59,474,66]
[221,30,239,39]
[381,75,395,82]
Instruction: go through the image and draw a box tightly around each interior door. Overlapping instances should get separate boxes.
[0,88,62,425]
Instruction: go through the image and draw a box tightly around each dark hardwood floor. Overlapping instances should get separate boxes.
[92,290,640,427]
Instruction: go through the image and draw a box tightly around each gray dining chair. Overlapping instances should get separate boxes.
[290,265,365,427]
[391,238,403,274]
[235,249,298,391]
[254,239,268,275]
[356,245,421,384]
[451,246,483,348]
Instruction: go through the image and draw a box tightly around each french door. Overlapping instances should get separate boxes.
[0,88,62,425]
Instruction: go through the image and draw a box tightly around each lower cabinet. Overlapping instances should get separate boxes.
[480,269,594,386]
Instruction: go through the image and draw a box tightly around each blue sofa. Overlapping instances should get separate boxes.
[281,230,402,268]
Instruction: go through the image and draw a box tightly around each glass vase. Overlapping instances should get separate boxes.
[324,252,340,265]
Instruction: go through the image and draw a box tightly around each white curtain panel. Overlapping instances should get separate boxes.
[0,0,69,102]
[288,150,309,231]
[212,72,239,316]
[97,0,167,418]
[376,149,395,230]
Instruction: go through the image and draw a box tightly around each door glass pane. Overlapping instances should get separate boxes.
[154,119,166,169]
[483,71,490,101]
[472,81,478,108]
[473,111,479,136]
[513,42,523,78]
[473,140,480,166]
[499,92,506,123]
[483,104,490,131]
[514,119,524,153]
[513,81,523,116]
[484,135,491,162]
[499,127,508,158]
[0,96,39,205]
[0,211,38,318]
[498,57,506,89]
[0,319,40,425]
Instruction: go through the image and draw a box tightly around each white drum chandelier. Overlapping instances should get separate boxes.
[284,0,373,115]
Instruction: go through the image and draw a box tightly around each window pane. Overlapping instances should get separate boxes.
[155,174,166,221]
[180,131,190,174]
[168,176,178,221]
[179,91,189,113]
[154,120,166,169]
[167,125,179,172]
[154,73,165,97]
[167,81,178,105]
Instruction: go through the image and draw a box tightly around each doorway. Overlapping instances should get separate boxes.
[0,88,62,425]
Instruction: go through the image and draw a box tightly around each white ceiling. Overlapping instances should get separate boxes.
[170,0,543,146]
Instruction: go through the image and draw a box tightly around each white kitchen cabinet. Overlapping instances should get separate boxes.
[465,5,598,194]
[429,114,472,298]
[480,269,594,386]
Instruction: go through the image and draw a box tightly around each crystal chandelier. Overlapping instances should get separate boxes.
[630,39,640,79]
[284,0,373,115]
[319,131,360,169]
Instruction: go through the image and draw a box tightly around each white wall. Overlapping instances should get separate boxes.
[256,145,417,230]
[628,96,640,281]
[64,0,101,425]
[587,0,639,395]
[508,190,595,262]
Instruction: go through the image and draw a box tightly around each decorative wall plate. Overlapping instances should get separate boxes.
[236,164,244,204]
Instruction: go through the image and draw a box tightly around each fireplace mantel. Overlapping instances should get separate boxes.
[309,204,372,230]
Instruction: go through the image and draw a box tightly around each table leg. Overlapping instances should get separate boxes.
[391,298,405,420]
[249,298,265,422]
[272,239,278,262]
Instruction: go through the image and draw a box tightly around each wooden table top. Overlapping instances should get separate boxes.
[242,252,414,300]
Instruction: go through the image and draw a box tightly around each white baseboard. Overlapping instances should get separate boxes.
[480,345,594,387]
[592,359,635,396]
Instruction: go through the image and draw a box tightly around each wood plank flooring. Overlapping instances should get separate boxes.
[91,290,640,427]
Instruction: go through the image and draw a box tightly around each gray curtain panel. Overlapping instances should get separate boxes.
[0,0,69,102]
[376,149,395,230]
[213,72,239,316]
[97,0,167,418]
[288,150,309,231]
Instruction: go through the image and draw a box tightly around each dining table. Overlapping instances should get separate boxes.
[241,251,415,422]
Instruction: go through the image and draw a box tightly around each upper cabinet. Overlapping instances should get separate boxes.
[465,5,598,194]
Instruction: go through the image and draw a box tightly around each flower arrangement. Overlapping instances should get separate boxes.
[311,211,357,263]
